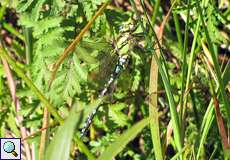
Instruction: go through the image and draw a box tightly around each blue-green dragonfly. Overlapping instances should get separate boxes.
[80,22,144,139]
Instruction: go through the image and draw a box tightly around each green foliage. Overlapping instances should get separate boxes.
[97,118,150,160]
[17,0,112,106]
[108,103,129,127]
[0,0,230,160]
[206,4,228,45]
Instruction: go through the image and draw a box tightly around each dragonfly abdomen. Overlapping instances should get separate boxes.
[80,55,129,139]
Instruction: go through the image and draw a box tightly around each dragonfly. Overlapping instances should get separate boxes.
[80,22,142,139]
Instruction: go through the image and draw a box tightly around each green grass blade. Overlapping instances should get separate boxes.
[44,99,103,160]
[197,106,215,159]
[74,136,95,160]
[145,12,182,153]
[98,117,150,160]
[170,0,183,54]
[130,1,163,159]
[152,51,182,151]
[184,15,201,99]
[133,0,182,152]
[0,1,7,22]
[3,22,25,41]
[171,146,188,160]
[180,0,190,107]
[44,106,84,160]
[172,13,183,54]
[151,0,160,25]
[179,0,191,142]
[197,60,230,159]
[23,27,33,64]
[149,56,163,160]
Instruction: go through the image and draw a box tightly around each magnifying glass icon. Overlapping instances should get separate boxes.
[3,141,18,157]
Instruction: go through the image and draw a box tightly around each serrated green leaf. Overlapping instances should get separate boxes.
[31,0,46,21]
[75,45,97,64]
[19,13,35,27]
[108,103,129,127]
[6,111,20,137]
[73,54,88,82]
[35,28,64,46]
[33,17,63,37]
[62,66,82,97]
[16,0,33,12]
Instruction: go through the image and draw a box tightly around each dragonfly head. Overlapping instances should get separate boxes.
[119,23,136,34]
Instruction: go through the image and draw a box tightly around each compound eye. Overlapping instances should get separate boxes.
[119,25,124,30]
[119,25,126,33]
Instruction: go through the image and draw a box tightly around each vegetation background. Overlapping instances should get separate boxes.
[0,0,229,159]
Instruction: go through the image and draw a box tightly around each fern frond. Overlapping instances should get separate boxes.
[33,17,63,37]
